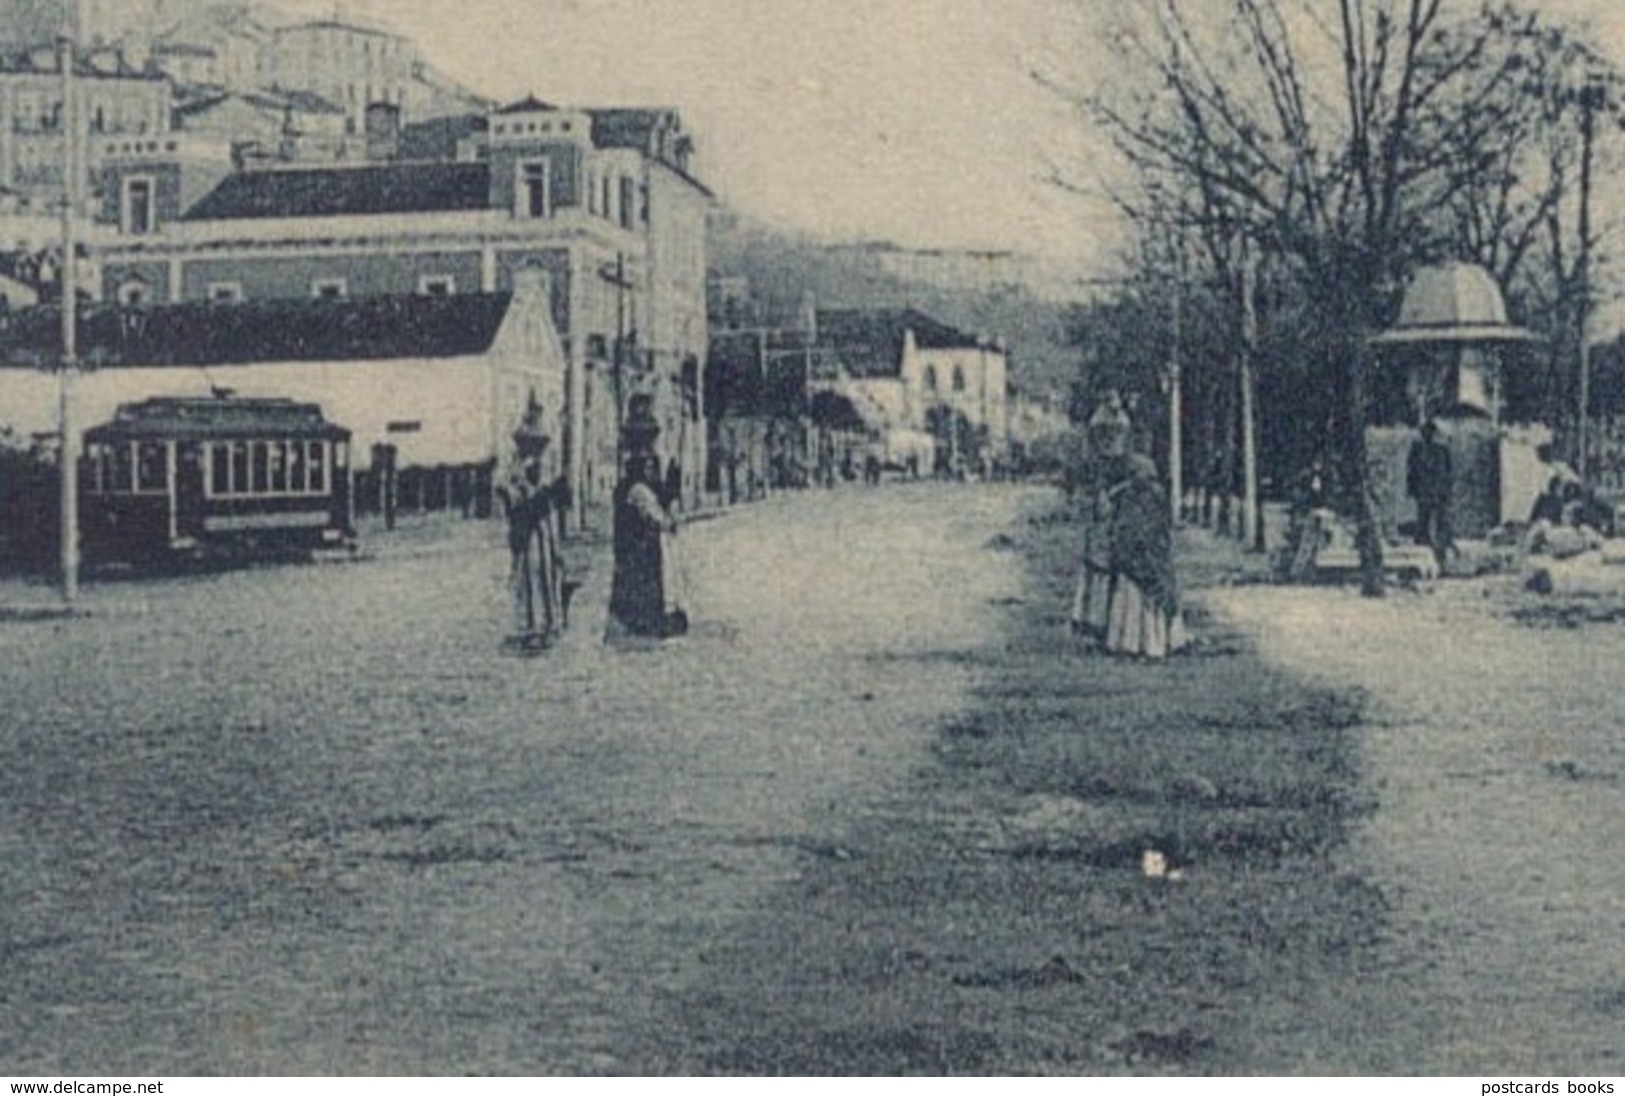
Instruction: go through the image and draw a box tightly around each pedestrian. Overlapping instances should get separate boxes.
[1406,419,1453,564]
[610,401,689,639]
[663,457,684,513]
[498,421,568,652]
[1075,454,1189,659]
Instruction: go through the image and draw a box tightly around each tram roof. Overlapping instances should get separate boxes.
[85,396,351,443]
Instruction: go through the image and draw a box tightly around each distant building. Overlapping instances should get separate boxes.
[149,5,272,92]
[0,44,169,213]
[265,18,413,136]
[171,86,350,163]
[815,307,1009,471]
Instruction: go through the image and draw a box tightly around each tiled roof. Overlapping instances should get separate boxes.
[0,293,514,369]
[182,161,491,220]
[815,308,984,378]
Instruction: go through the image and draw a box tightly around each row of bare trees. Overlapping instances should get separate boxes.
[1054,0,1623,592]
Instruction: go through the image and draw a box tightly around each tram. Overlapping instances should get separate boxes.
[81,395,355,567]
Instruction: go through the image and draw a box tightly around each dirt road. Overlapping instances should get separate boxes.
[0,483,1024,1074]
[1208,583,1625,1074]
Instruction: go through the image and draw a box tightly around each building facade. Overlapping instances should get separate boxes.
[0,279,568,497]
[89,96,713,514]
[0,45,169,212]
[265,19,413,135]
[816,307,1010,472]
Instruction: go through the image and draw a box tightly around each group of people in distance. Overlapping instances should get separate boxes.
[498,394,688,653]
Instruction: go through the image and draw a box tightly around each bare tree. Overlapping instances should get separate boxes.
[1062,0,1617,593]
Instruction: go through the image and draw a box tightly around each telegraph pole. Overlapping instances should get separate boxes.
[1239,239,1262,552]
[57,29,81,603]
[1168,250,1184,527]
[1577,74,1603,483]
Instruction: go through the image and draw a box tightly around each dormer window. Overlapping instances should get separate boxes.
[517,159,551,219]
[122,175,156,236]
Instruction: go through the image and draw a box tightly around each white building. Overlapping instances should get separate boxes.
[816,307,1010,468]
[0,273,569,482]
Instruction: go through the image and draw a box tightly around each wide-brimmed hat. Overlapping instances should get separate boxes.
[513,396,551,456]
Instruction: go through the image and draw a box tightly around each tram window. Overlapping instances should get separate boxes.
[109,443,135,494]
[308,442,327,493]
[269,441,289,492]
[211,443,230,496]
[135,441,166,494]
[251,442,270,493]
[289,443,306,493]
[231,441,249,495]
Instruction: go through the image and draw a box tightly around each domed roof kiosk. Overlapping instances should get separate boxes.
[1369,261,1539,423]
[1367,262,1545,541]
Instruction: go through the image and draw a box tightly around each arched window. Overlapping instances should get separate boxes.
[923,365,938,392]
[952,365,966,393]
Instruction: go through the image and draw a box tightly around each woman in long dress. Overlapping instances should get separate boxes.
[610,452,689,638]
[1074,454,1188,659]
[500,455,567,650]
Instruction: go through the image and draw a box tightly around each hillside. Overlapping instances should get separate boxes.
[710,214,1083,398]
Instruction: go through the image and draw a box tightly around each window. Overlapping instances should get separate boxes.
[251,442,270,493]
[311,278,347,299]
[952,365,966,393]
[122,175,156,236]
[206,282,243,303]
[307,442,327,493]
[601,175,612,219]
[923,365,938,392]
[117,278,151,307]
[135,442,167,494]
[618,176,635,229]
[516,159,551,218]
[107,443,135,494]
[207,440,329,497]
[418,274,456,296]
[210,442,231,496]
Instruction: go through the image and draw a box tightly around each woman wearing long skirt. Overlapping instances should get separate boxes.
[610,452,689,639]
[1075,454,1188,659]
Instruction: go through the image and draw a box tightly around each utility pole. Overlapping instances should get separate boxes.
[1577,74,1603,483]
[599,254,634,451]
[1168,250,1184,527]
[57,29,81,604]
[1240,239,1261,552]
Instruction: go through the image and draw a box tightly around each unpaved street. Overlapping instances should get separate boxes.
[1209,584,1625,1074]
[0,483,1023,1074]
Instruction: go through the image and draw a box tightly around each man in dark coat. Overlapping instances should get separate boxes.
[1406,420,1453,564]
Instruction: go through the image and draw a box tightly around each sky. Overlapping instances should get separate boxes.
[258,1,1625,276]
[269,0,1119,266]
